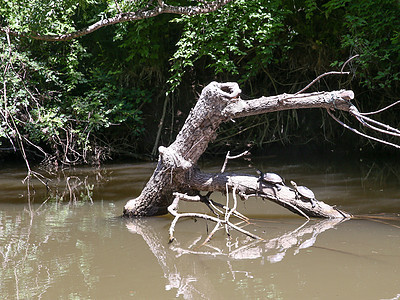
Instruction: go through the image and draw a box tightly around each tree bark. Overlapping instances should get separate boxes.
[123,82,354,218]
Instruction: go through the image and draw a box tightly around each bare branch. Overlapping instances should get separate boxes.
[1,0,233,42]
[327,108,400,149]
[222,89,354,119]
[341,54,359,72]
[167,192,261,243]
[350,106,400,134]
[124,82,355,218]
[220,150,249,173]
[359,99,400,116]
[294,71,349,96]
[354,115,400,138]
[188,170,352,219]
[294,54,359,95]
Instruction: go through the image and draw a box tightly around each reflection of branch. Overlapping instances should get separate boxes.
[125,216,348,298]
[125,219,213,299]
[171,218,346,262]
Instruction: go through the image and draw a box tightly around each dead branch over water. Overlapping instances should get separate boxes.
[123,72,400,237]
[123,82,355,219]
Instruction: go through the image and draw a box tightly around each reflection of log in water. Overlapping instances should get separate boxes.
[125,218,218,299]
[125,218,347,297]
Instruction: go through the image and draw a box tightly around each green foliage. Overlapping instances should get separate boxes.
[1,0,400,164]
[291,0,400,90]
[169,0,400,92]
[333,0,400,89]
[0,0,154,164]
[168,0,290,93]
[0,0,81,35]
[167,0,400,150]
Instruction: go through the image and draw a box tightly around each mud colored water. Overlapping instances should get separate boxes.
[0,154,399,299]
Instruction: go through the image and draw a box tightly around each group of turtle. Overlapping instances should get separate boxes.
[256,169,317,208]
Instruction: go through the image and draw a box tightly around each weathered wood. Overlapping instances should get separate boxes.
[123,82,354,218]
[188,171,351,219]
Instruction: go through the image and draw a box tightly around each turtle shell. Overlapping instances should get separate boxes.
[257,170,284,185]
[296,185,315,200]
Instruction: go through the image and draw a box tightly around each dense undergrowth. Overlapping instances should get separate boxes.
[0,0,399,167]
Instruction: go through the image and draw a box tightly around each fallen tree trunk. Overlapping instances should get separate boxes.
[123,81,354,218]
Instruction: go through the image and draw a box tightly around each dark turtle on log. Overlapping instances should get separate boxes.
[290,180,317,208]
[256,169,285,191]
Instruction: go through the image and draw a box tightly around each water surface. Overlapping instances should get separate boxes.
[0,154,399,299]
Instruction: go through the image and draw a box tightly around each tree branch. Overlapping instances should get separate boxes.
[187,170,352,219]
[123,81,356,218]
[222,88,354,119]
[293,54,358,95]
[1,0,233,42]
[168,191,261,243]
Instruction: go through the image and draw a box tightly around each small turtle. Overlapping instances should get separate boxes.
[290,180,317,208]
[256,169,285,190]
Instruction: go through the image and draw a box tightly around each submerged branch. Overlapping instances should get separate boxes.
[168,192,261,243]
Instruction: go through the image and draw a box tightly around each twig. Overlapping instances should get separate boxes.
[224,183,230,235]
[152,94,169,158]
[359,99,400,116]
[114,0,122,13]
[294,55,359,95]
[294,71,349,96]
[209,199,249,221]
[327,109,400,149]
[341,54,359,72]
[224,184,239,236]
[168,192,261,243]
[220,150,249,173]
[349,106,400,135]
[355,115,400,137]
[202,221,222,245]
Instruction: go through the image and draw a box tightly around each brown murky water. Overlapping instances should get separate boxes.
[0,154,399,299]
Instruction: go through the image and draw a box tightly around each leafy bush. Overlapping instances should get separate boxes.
[168,0,290,93]
[1,0,400,165]
[0,0,154,165]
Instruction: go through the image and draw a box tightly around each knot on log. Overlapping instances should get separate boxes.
[336,90,354,101]
[159,146,192,170]
[207,81,241,100]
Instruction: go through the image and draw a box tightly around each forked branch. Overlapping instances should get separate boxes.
[167,190,262,243]
[328,104,400,149]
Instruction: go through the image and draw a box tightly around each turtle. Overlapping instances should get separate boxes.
[290,180,317,208]
[256,169,285,191]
